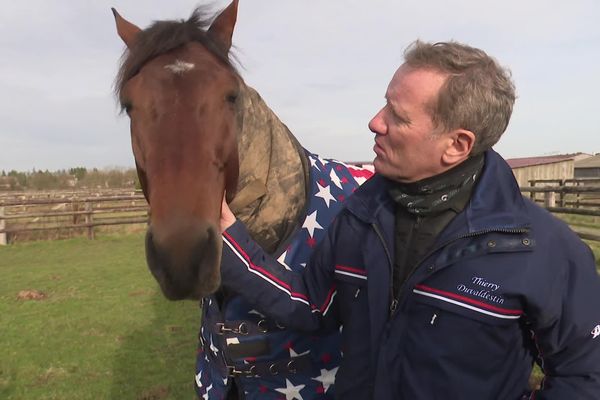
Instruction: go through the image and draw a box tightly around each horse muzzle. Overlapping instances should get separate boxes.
[145,221,222,300]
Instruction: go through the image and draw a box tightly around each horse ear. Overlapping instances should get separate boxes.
[111,8,142,48]
[207,0,238,51]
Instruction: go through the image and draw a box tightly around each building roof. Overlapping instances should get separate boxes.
[575,154,600,168]
[506,154,577,169]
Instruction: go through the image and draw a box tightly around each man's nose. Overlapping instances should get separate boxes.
[368,108,386,135]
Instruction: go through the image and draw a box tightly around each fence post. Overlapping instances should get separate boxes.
[558,180,565,208]
[85,202,95,240]
[544,191,556,208]
[528,180,535,201]
[0,207,6,245]
[72,201,80,225]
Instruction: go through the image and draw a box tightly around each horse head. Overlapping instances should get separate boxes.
[112,1,241,300]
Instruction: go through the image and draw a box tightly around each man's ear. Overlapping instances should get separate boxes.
[441,129,476,165]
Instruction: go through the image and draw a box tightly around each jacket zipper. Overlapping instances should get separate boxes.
[371,223,395,315]
[390,227,529,317]
[393,215,421,309]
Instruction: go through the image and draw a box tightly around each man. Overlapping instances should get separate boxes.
[219,40,600,399]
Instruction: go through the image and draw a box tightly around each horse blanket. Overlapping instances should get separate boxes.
[195,150,373,399]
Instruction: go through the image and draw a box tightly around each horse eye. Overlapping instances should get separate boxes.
[226,93,238,104]
[121,101,133,114]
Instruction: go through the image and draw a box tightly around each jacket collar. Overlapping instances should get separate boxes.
[345,149,531,234]
[463,149,531,233]
[344,173,394,223]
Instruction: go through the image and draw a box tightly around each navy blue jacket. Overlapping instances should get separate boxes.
[221,150,600,399]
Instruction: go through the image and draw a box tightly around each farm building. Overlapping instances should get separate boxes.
[505,153,592,187]
[574,154,600,178]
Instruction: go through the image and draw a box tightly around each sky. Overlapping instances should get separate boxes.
[1,0,599,171]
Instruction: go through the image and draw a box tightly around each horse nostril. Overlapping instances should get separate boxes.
[212,160,226,172]
[191,225,219,267]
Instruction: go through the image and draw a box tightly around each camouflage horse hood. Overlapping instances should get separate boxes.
[230,83,309,255]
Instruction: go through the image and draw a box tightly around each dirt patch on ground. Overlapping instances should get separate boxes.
[138,385,170,400]
[16,290,47,301]
[33,367,68,386]
[128,289,154,297]
[84,328,106,337]
[115,335,126,344]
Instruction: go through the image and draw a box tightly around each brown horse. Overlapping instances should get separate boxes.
[113,0,308,300]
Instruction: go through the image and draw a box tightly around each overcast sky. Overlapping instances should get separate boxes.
[1,0,599,171]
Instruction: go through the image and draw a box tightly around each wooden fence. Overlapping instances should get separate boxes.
[522,179,600,242]
[0,190,148,245]
[2,180,600,244]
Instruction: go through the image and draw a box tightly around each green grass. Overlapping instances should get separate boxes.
[1,231,598,398]
[585,241,600,267]
[556,213,600,231]
[0,234,200,400]
[553,214,600,266]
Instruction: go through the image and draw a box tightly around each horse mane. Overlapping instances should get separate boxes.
[114,7,238,104]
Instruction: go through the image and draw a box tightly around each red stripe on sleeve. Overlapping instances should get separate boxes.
[223,231,309,302]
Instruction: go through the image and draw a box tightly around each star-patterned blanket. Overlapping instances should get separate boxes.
[195,150,373,400]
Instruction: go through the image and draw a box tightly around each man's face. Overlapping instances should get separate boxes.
[368,64,452,183]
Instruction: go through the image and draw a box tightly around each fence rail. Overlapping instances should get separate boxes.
[528,178,600,185]
[0,194,146,207]
[520,181,600,242]
[520,186,600,193]
[2,181,600,244]
[0,190,148,244]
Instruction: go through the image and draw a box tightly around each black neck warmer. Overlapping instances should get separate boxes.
[388,153,485,216]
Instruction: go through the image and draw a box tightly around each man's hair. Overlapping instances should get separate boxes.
[404,40,516,155]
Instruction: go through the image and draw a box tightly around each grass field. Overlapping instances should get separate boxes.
[1,230,599,399]
[0,234,200,400]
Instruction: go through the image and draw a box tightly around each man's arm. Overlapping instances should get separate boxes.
[529,241,600,399]
[219,199,338,332]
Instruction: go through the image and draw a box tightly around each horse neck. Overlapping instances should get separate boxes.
[233,84,309,254]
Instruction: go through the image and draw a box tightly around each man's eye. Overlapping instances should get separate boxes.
[393,115,407,125]
[393,113,410,125]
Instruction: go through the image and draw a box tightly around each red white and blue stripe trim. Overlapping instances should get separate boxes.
[413,284,523,320]
[222,231,337,315]
[334,265,367,280]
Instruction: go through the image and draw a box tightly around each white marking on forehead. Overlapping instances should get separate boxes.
[164,59,196,74]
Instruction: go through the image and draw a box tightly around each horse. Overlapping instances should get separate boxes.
[112,1,372,398]
[112,0,309,300]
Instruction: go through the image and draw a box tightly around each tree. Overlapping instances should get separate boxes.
[69,167,87,180]
[8,170,27,188]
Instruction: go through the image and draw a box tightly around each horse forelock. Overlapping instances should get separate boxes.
[114,6,239,105]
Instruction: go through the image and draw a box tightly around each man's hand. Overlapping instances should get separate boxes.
[220,195,237,232]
